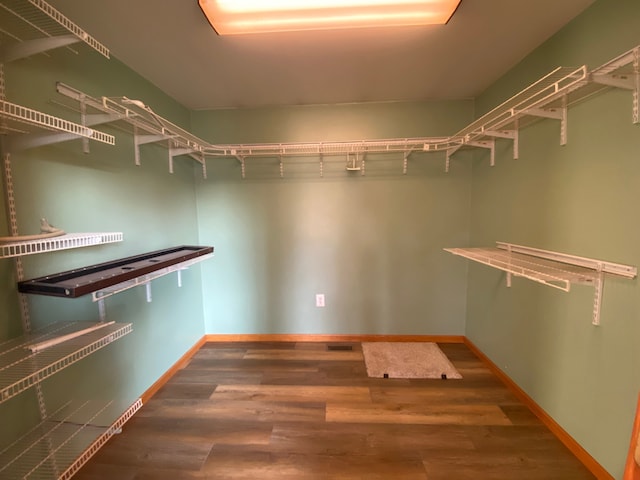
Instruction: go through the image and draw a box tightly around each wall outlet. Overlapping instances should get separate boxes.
[315,294,325,307]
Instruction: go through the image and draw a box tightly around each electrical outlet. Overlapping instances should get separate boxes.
[315,294,325,307]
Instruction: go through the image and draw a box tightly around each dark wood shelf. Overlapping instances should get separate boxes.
[18,245,213,298]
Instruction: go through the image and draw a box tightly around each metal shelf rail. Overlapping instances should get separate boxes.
[0,232,123,259]
[444,242,637,325]
[0,321,133,404]
[0,398,142,480]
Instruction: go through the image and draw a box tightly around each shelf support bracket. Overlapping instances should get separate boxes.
[592,48,640,124]
[0,35,80,63]
[197,153,207,179]
[240,157,246,179]
[169,144,198,174]
[445,144,463,173]
[467,139,496,166]
[484,129,519,160]
[98,298,107,322]
[5,132,86,152]
[506,243,513,287]
[133,128,166,166]
[403,151,410,175]
[592,268,605,326]
[78,110,119,155]
[524,98,568,145]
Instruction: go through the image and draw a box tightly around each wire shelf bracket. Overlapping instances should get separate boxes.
[93,253,214,320]
[444,241,637,326]
[590,46,640,124]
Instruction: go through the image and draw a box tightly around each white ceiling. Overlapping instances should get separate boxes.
[46,0,596,111]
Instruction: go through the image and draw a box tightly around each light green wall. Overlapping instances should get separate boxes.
[0,47,205,446]
[192,102,474,335]
[467,0,640,478]
[3,0,638,477]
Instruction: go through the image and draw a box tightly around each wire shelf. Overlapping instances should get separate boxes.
[52,45,638,172]
[444,247,595,291]
[0,99,115,146]
[0,398,142,479]
[55,83,207,164]
[0,232,123,259]
[0,322,133,404]
[454,66,588,141]
[207,137,459,158]
[0,0,109,60]
[444,242,637,325]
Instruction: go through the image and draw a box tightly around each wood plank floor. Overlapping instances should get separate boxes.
[75,342,596,479]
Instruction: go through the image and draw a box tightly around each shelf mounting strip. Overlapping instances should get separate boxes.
[444,242,637,326]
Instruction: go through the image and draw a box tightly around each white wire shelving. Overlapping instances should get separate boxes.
[50,45,639,178]
[183,45,639,175]
[445,242,637,326]
[0,99,115,149]
[0,3,142,478]
[0,0,114,150]
[0,232,123,259]
[0,0,109,62]
[0,398,142,480]
[55,83,209,176]
[0,321,133,404]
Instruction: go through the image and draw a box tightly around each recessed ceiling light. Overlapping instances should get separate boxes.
[199,0,461,35]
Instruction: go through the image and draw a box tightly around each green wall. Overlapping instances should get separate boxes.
[2,0,638,477]
[466,0,640,478]
[0,46,205,446]
[192,101,474,335]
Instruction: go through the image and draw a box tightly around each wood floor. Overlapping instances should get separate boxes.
[75,342,596,479]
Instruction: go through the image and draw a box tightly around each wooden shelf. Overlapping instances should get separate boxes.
[17,245,214,298]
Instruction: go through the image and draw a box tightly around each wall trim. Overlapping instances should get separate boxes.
[204,333,466,343]
[141,335,207,404]
[141,333,610,479]
[463,338,613,480]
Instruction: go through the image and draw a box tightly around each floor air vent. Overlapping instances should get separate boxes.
[327,345,353,351]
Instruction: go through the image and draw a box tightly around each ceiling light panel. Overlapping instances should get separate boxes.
[199,0,461,35]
